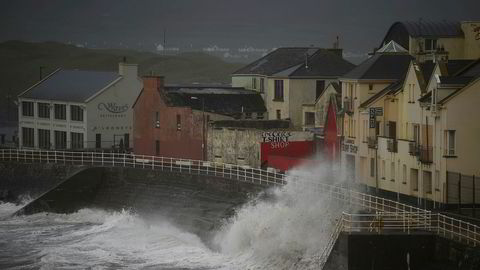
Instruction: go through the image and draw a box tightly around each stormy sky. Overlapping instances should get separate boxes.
[1,0,479,57]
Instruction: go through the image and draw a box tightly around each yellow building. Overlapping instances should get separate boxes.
[232,47,355,129]
[381,21,480,62]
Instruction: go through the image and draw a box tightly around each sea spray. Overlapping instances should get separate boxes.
[213,160,348,269]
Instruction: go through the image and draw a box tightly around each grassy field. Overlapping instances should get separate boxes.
[0,40,243,120]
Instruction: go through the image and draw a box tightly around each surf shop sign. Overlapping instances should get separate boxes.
[262,131,292,148]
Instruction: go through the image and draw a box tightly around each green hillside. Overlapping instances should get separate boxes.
[0,40,243,97]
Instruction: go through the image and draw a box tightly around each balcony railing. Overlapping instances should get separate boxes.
[367,136,377,149]
[418,145,433,163]
[387,139,398,153]
[343,99,353,113]
[408,142,418,156]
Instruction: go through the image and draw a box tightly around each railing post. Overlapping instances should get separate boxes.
[152,156,155,170]
[124,153,126,167]
[102,151,104,166]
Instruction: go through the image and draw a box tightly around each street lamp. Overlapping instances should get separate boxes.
[190,96,205,160]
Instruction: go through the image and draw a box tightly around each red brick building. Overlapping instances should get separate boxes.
[133,76,266,160]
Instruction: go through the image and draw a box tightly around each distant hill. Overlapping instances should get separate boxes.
[0,40,244,121]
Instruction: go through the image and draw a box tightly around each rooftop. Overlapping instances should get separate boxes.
[342,53,412,80]
[233,47,354,77]
[163,85,267,115]
[210,120,291,130]
[19,70,120,102]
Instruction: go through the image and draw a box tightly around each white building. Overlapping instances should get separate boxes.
[17,62,142,150]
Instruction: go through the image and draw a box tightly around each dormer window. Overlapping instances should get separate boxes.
[424,39,437,52]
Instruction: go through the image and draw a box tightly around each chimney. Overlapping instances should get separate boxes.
[142,75,165,93]
[118,62,138,78]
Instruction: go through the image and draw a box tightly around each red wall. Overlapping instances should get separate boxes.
[133,76,205,160]
[324,99,340,161]
[261,140,315,170]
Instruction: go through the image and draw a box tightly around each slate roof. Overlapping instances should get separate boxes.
[418,61,436,83]
[164,86,266,115]
[392,21,463,38]
[19,70,120,102]
[232,47,354,77]
[341,53,413,80]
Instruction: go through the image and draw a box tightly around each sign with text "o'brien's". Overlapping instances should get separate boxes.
[97,102,129,114]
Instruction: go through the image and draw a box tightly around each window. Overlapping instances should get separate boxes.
[124,133,130,149]
[305,112,315,125]
[316,80,325,99]
[368,84,373,91]
[252,77,257,89]
[155,140,160,155]
[71,132,84,149]
[381,160,385,179]
[22,127,34,147]
[425,38,437,51]
[413,124,420,144]
[424,171,432,194]
[245,112,252,119]
[402,165,407,184]
[390,162,395,181]
[274,80,284,101]
[54,104,66,120]
[54,131,66,149]
[370,158,375,177]
[155,111,160,128]
[276,110,281,120]
[38,129,50,149]
[22,101,34,117]
[176,114,181,130]
[257,112,264,119]
[445,130,456,156]
[38,103,50,119]
[435,170,440,190]
[96,134,101,149]
[411,168,419,191]
[260,78,265,93]
[70,105,83,121]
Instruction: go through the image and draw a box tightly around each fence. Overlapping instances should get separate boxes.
[1,149,479,247]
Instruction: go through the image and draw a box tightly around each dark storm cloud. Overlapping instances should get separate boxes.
[1,0,479,54]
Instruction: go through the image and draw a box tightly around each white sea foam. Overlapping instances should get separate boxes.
[213,161,348,269]
[0,160,347,269]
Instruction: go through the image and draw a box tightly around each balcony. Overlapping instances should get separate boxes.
[418,145,433,164]
[343,99,353,113]
[408,142,418,156]
[367,136,377,149]
[387,139,398,153]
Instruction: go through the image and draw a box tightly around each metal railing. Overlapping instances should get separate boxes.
[0,149,286,186]
[1,148,479,247]
[318,217,344,269]
[341,211,479,247]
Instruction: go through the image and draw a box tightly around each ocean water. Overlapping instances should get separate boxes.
[0,162,347,270]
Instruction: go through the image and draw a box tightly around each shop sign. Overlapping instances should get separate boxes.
[98,102,129,114]
[342,143,358,153]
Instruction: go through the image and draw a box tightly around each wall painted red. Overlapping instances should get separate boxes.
[324,98,340,161]
[133,76,205,160]
[260,140,316,169]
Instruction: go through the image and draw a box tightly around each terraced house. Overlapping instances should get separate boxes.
[343,20,480,209]
[232,46,355,129]
[17,62,142,150]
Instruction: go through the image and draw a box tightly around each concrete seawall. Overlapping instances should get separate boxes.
[0,162,83,202]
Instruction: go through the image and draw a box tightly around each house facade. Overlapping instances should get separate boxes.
[17,63,142,150]
[232,47,355,129]
[380,20,480,62]
[133,76,266,160]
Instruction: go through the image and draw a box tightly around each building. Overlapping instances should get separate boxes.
[302,82,343,161]
[207,120,315,170]
[350,50,479,208]
[380,20,480,62]
[232,47,355,128]
[17,62,142,150]
[340,41,413,181]
[133,76,266,160]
